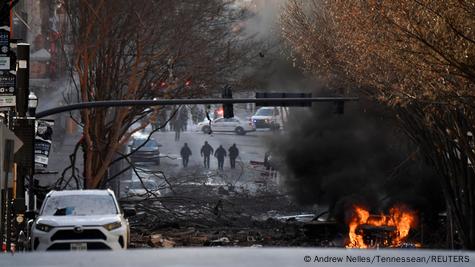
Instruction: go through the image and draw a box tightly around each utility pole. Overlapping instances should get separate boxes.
[11,43,33,252]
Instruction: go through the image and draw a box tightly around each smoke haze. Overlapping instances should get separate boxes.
[240,0,444,220]
[270,97,444,219]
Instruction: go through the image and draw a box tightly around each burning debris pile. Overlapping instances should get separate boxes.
[125,184,443,249]
[123,157,441,249]
[268,101,447,248]
[346,204,419,248]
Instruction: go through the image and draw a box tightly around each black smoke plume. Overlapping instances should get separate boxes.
[271,96,444,220]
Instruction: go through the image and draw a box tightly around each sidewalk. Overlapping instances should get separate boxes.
[33,78,85,188]
[37,130,83,188]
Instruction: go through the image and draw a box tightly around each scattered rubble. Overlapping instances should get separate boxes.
[123,172,430,249]
[124,178,338,248]
[149,234,176,248]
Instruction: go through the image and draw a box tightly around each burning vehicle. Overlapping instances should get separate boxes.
[346,204,420,249]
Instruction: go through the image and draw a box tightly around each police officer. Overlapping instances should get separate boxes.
[214,145,227,170]
[200,141,214,168]
[228,143,239,169]
[180,143,192,167]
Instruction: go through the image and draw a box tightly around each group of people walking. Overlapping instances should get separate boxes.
[180,141,239,170]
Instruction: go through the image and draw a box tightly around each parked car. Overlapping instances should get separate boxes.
[30,189,135,251]
[129,137,161,165]
[131,124,153,139]
[197,117,255,135]
[130,171,166,185]
[120,179,161,200]
[251,107,285,130]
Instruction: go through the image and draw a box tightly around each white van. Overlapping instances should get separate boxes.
[251,107,286,130]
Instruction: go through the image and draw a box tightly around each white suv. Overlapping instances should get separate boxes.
[31,190,134,251]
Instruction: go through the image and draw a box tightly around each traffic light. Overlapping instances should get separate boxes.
[334,100,344,114]
[0,2,11,26]
[222,85,233,118]
[255,92,312,107]
[184,78,192,87]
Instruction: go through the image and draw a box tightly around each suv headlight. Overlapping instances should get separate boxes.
[35,223,54,232]
[103,221,122,231]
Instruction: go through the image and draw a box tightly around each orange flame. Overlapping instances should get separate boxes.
[346,204,417,248]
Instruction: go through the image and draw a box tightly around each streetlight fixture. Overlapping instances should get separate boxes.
[28,91,38,117]
[151,97,160,131]
[27,91,38,214]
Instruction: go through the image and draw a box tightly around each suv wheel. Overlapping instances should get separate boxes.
[235,127,245,135]
[202,125,211,134]
[271,123,280,131]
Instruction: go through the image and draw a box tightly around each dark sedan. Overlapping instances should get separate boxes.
[129,138,161,165]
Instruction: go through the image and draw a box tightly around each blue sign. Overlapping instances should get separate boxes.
[0,29,9,56]
[0,73,15,95]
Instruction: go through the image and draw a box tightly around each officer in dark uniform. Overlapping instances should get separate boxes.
[180,143,192,167]
[200,141,214,168]
[214,145,227,170]
[228,143,239,169]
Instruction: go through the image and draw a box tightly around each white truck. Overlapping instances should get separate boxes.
[251,107,287,130]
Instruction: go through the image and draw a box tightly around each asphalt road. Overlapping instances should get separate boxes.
[4,248,474,267]
[39,125,281,188]
[152,129,277,171]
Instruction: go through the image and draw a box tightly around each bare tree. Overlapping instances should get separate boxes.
[61,0,253,189]
[282,0,475,249]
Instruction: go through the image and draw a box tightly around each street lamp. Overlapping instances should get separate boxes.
[151,97,160,130]
[27,91,38,213]
[28,91,38,117]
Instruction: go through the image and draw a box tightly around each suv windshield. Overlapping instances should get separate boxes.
[132,139,158,148]
[130,181,158,190]
[42,194,118,216]
[255,109,274,116]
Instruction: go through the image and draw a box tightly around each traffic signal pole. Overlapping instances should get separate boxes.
[35,97,359,119]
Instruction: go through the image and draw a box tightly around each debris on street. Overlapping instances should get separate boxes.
[124,174,338,248]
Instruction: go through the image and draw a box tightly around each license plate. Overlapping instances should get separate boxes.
[70,243,87,251]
